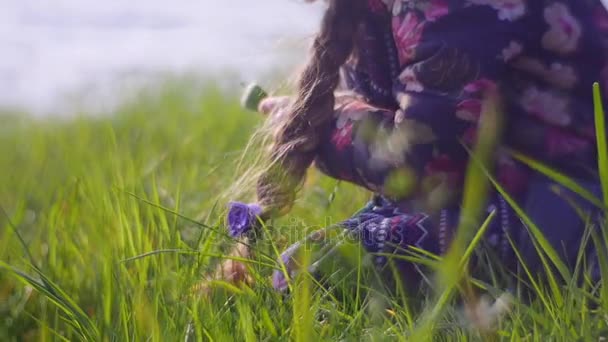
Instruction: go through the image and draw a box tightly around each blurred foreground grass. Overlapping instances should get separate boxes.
[0,82,373,341]
[0,81,607,341]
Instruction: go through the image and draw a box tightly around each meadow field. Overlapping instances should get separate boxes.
[1,81,607,341]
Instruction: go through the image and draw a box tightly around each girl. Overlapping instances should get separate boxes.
[221,0,608,296]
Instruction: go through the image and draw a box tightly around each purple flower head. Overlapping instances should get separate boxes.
[227,202,262,237]
[272,253,293,291]
[272,245,299,291]
[272,270,289,292]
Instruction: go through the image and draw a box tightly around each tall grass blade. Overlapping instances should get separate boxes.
[593,83,608,209]
[0,261,99,341]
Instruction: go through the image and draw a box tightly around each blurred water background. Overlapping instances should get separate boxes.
[0,0,323,115]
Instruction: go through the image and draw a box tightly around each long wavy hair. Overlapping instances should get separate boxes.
[248,0,367,221]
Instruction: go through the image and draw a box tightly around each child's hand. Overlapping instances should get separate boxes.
[215,240,253,285]
[192,239,253,297]
[463,292,513,333]
[258,96,291,117]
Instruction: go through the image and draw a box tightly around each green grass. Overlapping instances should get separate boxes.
[1,80,607,341]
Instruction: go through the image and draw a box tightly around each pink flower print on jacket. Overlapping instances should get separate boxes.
[331,99,380,152]
[462,127,478,145]
[521,87,571,127]
[511,57,579,89]
[455,78,497,122]
[502,41,523,62]
[496,154,528,194]
[422,0,449,22]
[390,0,449,21]
[398,67,424,92]
[467,0,526,21]
[368,0,388,13]
[456,99,482,122]
[392,12,424,65]
[334,98,380,129]
[331,122,354,152]
[542,2,581,54]
[424,154,464,184]
[545,128,591,158]
[463,78,497,94]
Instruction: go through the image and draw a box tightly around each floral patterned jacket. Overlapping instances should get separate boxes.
[314,0,608,211]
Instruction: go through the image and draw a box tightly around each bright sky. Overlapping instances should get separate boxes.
[0,0,323,114]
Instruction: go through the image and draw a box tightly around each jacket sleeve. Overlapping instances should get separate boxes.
[380,4,522,209]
